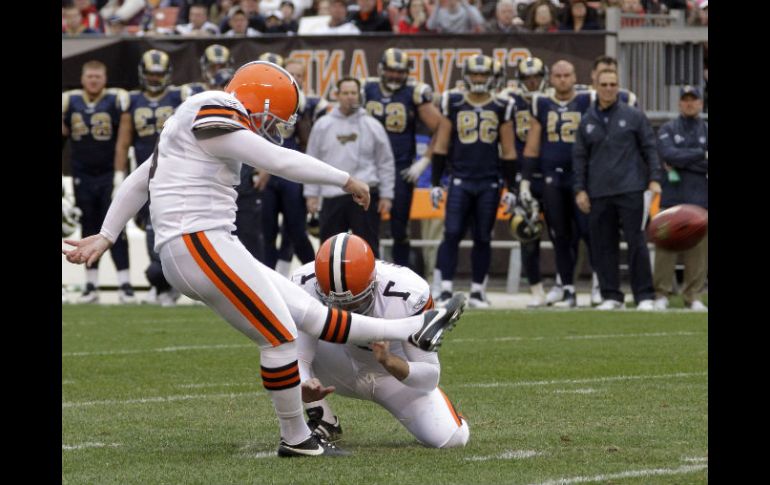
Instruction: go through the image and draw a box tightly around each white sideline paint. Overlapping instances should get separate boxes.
[62,372,705,409]
[62,442,121,451]
[465,450,542,461]
[459,371,707,388]
[530,463,707,485]
[683,456,708,463]
[451,331,701,344]
[554,388,597,394]
[63,391,264,408]
[63,332,703,358]
[248,451,276,459]
[177,382,249,389]
[63,344,252,357]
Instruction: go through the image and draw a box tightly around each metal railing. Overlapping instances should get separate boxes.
[605,8,708,119]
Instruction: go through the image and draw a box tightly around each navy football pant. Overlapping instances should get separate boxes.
[521,176,545,285]
[73,172,129,271]
[437,178,500,284]
[319,191,381,258]
[390,174,414,267]
[234,194,265,262]
[260,176,315,269]
[542,183,592,286]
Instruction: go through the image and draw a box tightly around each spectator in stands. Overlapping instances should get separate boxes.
[426,0,486,33]
[224,6,262,35]
[74,0,104,33]
[305,77,395,257]
[100,0,147,28]
[653,86,708,311]
[573,69,661,311]
[63,6,100,35]
[620,0,645,27]
[397,0,433,33]
[311,0,362,34]
[175,2,220,34]
[643,0,687,13]
[559,0,601,30]
[687,0,706,25]
[175,0,217,24]
[350,0,393,32]
[524,0,559,31]
[264,10,288,32]
[220,0,267,34]
[279,1,301,31]
[485,0,526,32]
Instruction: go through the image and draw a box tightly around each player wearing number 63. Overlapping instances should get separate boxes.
[291,233,470,448]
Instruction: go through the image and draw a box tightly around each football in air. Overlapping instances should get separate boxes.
[647,204,707,251]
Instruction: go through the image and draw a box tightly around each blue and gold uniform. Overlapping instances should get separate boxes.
[436,87,514,285]
[128,87,187,166]
[528,90,594,289]
[362,76,434,267]
[62,87,131,271]
[500,86,546,287]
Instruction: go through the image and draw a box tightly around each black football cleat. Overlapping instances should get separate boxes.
[306,406,343,442]
[277,434,350,458]
[410,293,466,351]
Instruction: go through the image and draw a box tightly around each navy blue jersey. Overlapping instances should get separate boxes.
[531,92,593,175]
[441,89,514,181]
[500,87,536,157]
[181,82,207,98]
[128,87,189,165]
[62,88,129,176]
[280,92,329,152]
[363,78,433,166]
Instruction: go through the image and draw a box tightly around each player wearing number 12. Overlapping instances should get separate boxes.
[520,60,594,308]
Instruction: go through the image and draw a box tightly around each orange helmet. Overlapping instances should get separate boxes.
[225,60,299,144]
[315,233,377,315]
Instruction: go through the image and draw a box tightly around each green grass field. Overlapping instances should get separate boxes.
[62,305,708,485]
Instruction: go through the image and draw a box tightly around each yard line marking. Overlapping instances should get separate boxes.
[176,382,250,389]
[530,463,707,485]
[63,332,703,357]
[459,372,707,388]
[63,344,253,357]
[63,391,263,408]
[62,442,121,451]
[554,388,597,394]
[465,450,542,461]
[683,456,708,463]
[248,451,276,459]
[451,331,701,344]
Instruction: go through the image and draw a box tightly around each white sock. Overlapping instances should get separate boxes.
[260,342,310,446]
[470,282,485,294]
[441,280,453,293]
[116,269,130,286]
[555,274,563,287]
[592,272,599,288]
[564,285,575,293]
[530,282,544,297]
[86,269,99,287]
[275,259,293,278]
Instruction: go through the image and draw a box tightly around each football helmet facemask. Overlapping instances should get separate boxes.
[225,60,300,145]
[200,44,234,87]
[509,198,544,243]
[515,57,548,96]
[378,47,412,92]
[138,49,172,94]
[314,233,377,315]
[462,54,496,94]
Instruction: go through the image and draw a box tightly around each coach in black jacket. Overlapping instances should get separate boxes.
[572,69,662,310]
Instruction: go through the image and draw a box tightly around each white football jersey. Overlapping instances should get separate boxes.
[148,90,252,250]
[292,260,434,373]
